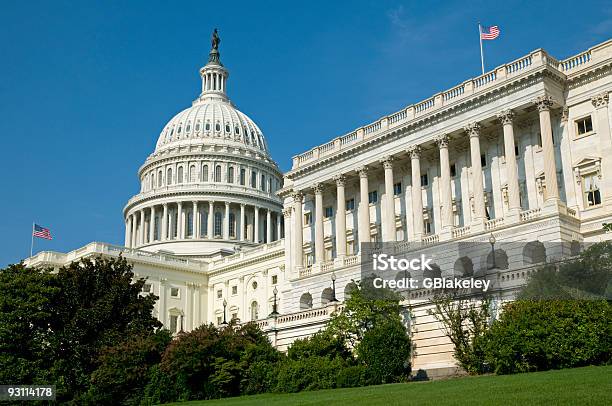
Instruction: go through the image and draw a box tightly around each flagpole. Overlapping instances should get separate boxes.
[30,222,34,257]
[478,23,485,75]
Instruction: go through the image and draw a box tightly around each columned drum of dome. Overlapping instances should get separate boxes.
[123,30,283,257]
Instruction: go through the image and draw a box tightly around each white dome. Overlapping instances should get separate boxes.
[155,100,268,154]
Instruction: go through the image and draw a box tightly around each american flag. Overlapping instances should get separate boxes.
[481,25,500,40]
[33,224,52,240]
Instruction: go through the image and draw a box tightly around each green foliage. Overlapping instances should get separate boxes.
[85,329,172,405]
[482,300,612,374]
[428,292,491,374]
[356,318,411,384]
[275,356,347,393]
[286,329,352,362]
[335,365,367,388]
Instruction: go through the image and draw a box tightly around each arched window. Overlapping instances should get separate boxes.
[205,122,211,131]
[240,168,246,185]
[195,121,201,132]
[215,165,222,182]
[321,288,334,306]
[215,123,221,132]
[186,211,193,237]
[150,174,154,190]
[214,212,222,237]
[235,126,240,135]
[158,171,163,187]
[250,301,259,321]
[189,165,196,182]
[300,293,313,310]
[228,166,234,184]
[487,249,509,270]
[167,168,173,185]
[344,283,357,300]
[225,124,230,133]
[202,165,208,182]
[454,256,474,277]
[229,213,236,237]
[523,241,546,265]
[261,174,265,191]
[251,171,257,188]
[177,166,183,184]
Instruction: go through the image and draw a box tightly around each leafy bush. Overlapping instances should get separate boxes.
[336,365,366,388]
[287,329,352,362]
[483,300,612,374]
[356,318,411,384]
[275,356,347,392]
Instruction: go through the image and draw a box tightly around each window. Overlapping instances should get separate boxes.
[450,163,457,177]
[170,315,178,333]
[576,116,593,136]
[235,126,240,135]
[215,123,221,132]
[272,275,278,284]
[225,124,230,133]
[424,220,432,234]
[304,212,312,224]
[229,213,236,237]
[217,316,222,325]
[195,122,201,132]
[420,174,428,187]
[214,165,222,182]
[177,166,183,183]
[393,182,402,196]
[231,313,237,320]
[231,285,237,295]
[214,212,222,237]
[261,174,265,191]
[346,198,355,211]
[251,301,258,321]
[583,174,602,207]
[515,145,520,157]
[186,211,193,237]
[368,190,378,204]
[189,165,196,182]
[228,166,234,183]
[170,287,180,298]
[324,206,333,218]
[158,170,163,187]
[205,122,211,131]
[251,171,257,188]
[142,283,152,293]
[240,168,246,185]
[480,154,487,168]
[202,165,208,182]
[217,289,223,299]
[167,168,173,185]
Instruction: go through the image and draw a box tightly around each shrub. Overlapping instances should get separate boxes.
[275,356,347,393]
[336,365,366,388]
[356,318,411,384]
[483,300,612,374]
[287,329,352,362]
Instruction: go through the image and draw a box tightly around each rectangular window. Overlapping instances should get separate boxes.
[368,190,378,204]
[324,206,333,218]
[251,171,257,188]
[240,168,246,185]
[272,275,278,284]
[424,220,432,234]
[480,154,487,168]
[304,212,312,225]
[576,116,593,136]
[231,285,237,295]
[514,144,520,157]
[450,163,457,178]
[346,198,355,211]
[217,289,223,299]
[217,316,222,325]
[420,174,428,187]
[393,182,402,196]
[584,174,602,207]
[142,283,152,293]
[231,313,237,321]
[170,287,180,298]
[170,315,178,332]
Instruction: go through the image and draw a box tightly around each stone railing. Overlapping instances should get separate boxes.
[421,234,439,245]
[209,239,285,269]
[452,225,471,238]
[485,217,505,231]
[290,40,611,170]
[520,208,542,222]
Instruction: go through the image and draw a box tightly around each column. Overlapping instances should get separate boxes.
[293,192,304,267]
[192,201,198,238]
[497,110,521,213]
[464,122,487,221]
[125,217,132,248]
[240,203,246,241]
[224,202,230,239]
[358,167,371,247]
[266,209,272,243]
[162,203,168,241]
[254,206,260,243]
[139,209,145,246]
[283,207,292,272]
[409,146,424,238]
[334,174,347,258]
[177,202,183,239]
[381,156,396,242]
[208,201,214,238]
[435,135,454,229]
[534,96,559,201]
[131,214,137,247]
[314,183,325,263]
[276,212,282,241]
[592,93,612,205]
[149,206,156,242]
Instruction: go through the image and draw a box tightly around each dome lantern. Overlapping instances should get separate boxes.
[197,29,229,103]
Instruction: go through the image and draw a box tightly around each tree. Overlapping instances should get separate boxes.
[428,291,491,374]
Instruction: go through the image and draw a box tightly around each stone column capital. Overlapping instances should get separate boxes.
[561,106,569,123]
[464,122,481,138]
[434,134,450,148]
[240,202,246,207]
[380,155,394,169]
[282,207,292,218]
[357,166,369,178]
[292,191,303,202]
[313,183,325,195]
[591,92,609,109]
[333,174,346,187]
[534,95,554,112]
[497,109,515,125]
[407,145,422,159]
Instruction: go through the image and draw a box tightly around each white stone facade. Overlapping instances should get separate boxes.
[26,38,612,375]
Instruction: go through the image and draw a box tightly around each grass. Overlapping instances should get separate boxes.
[167,365,612,405]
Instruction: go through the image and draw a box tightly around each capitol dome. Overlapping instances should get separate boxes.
[123,30,284,258]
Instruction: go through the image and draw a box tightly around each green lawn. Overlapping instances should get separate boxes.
[167,365,612,406]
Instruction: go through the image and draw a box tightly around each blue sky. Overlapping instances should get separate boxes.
[0,0,610,266]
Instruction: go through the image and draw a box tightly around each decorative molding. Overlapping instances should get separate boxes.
[464,122,481,138]
[591,92,609,109]
[358,166,369,178]
[313,183,325,194]
[534,95,554,112]
[381,156,394,169]
[407,145,422,159]
[333,174,346,187]
[497,109,515,125]
[434,134,450,148]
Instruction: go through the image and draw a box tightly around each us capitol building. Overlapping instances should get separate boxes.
[26,33,612,376]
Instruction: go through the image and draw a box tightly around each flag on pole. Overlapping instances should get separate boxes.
[33,224,52,240]
[480,25,500,40]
